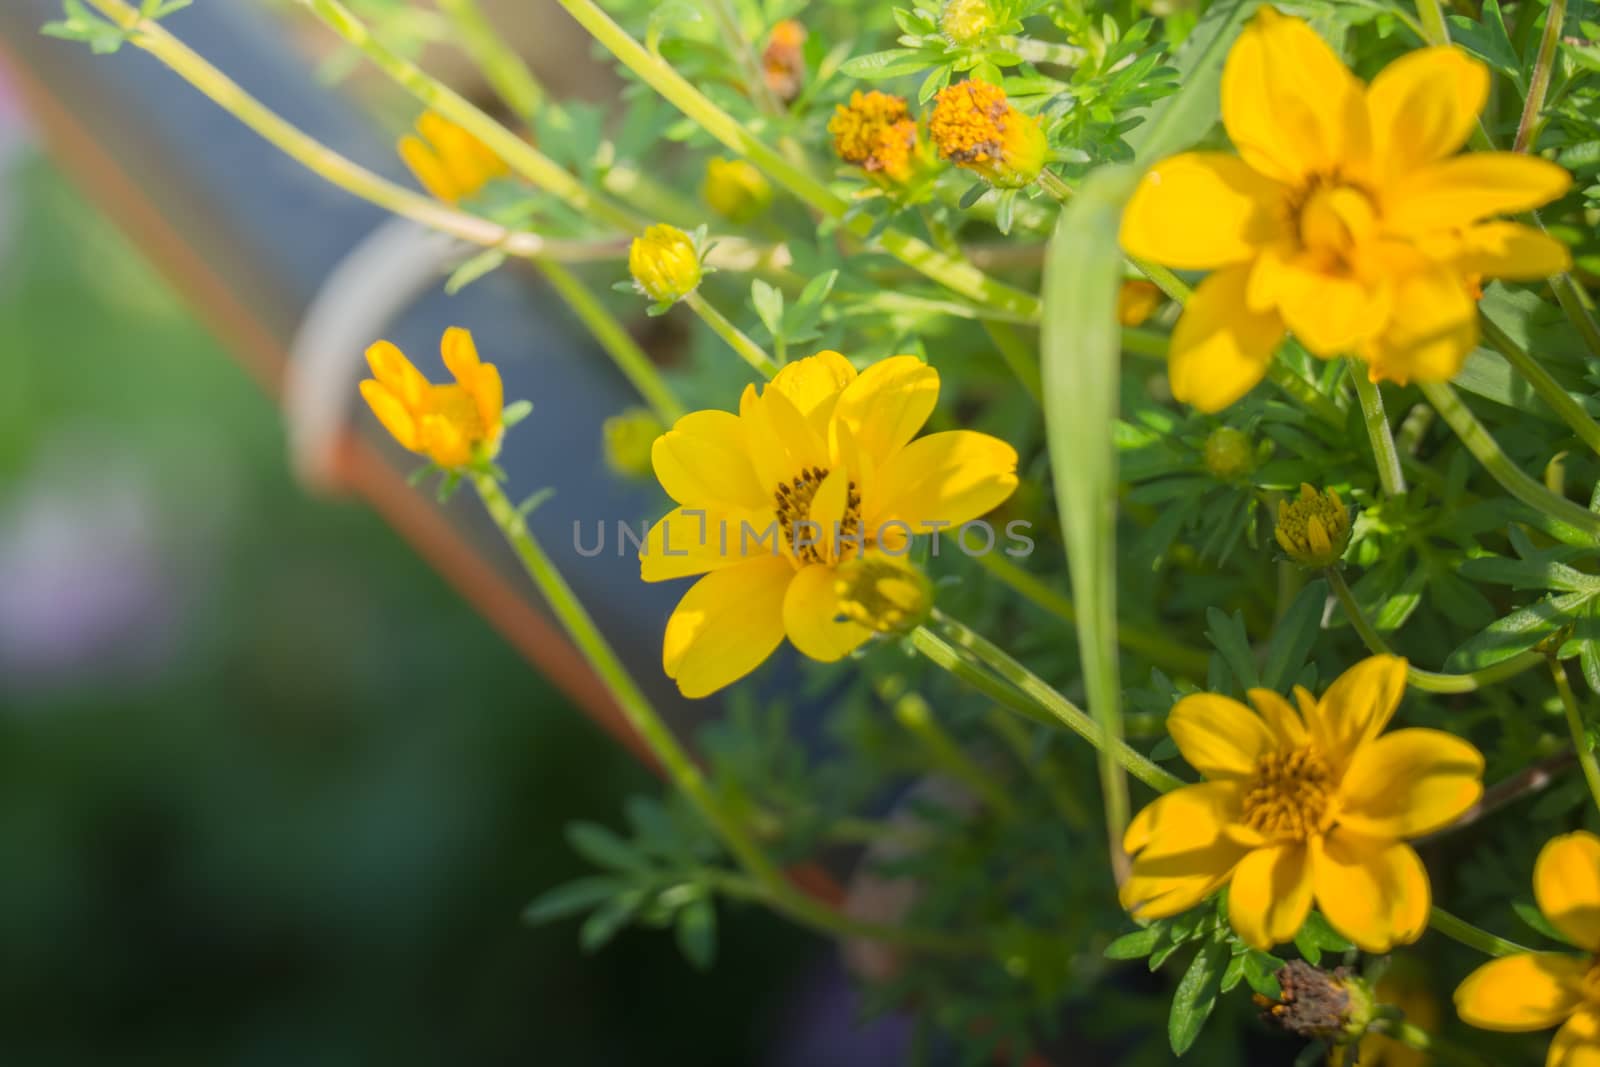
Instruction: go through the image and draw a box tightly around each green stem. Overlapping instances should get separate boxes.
[683,291,783,378]
[894,692,1019,819]
[1429,905,1530,957]
[1551,272,1600,363]
[1479,311,1600,458]
[549,0,1042,321]
[1419,381,1600,544]
[973,552,1210,677]
[536,262,685,424]
[82,0,615,262]
[1550,656,1600,817]
[996,35,1086,67]
[1350,366,1407,496]
[916,613,1185,794]
[1326,568,1544,693]
[1414,0,1452,45]
[1514,0,1566,153]
[704,0,785,116]
[703,871,983,953]
[434,0,543,119]
[297,0,644,234]
[1370,1017,1496,1067]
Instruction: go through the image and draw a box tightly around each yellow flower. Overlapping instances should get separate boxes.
[703,157,773,225]
[1117,279,1164,327]
[762,19,807,103]
[940,0,996,45]
[1119,8,1572,412]
[639,351,1018,697]
[359,327,504,469]
[1455,831,1600,1066]
[929,79,1048,188]
[1275,483,1352,568]
[829,91,923,185]
[397,112,509,205]
[629,224,702,304]
[1122,655,1484,952]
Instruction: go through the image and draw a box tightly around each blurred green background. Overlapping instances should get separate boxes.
[0,138,820,1063]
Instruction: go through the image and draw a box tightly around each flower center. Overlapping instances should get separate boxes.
[774,466,863,566]
[1242,745,1335,839]
[1290,178,1377,267]
[426,384,485,439]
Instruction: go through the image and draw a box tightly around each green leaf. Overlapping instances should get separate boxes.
[1125,0,1255,166]
[1040,164,1141,869]
[501,399,534,430]
[579,892,644,952]
[1262,579,1327,690]
[445,248,508,294]
[1205,608,1259,690]
[1512,898,1572,945]
[1445,591,1592,672]
[566,822,651,874]
[840,48,931,79]
[751,279,785,339]
[1105,927,1162,960]
[1168,939,1227,1055]
[522,876,629,924]
[674,896,717,970]
[1241,950,1283,999]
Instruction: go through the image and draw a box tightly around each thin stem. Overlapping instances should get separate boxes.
[995,35,1087,67]
[704,0,785,117]
[1350,366,1407,496]
[297,0,644,234]
[683,291,783,378]
[1420,380,1600,544]
[894,692,1019,819]
[1479,311,1600,458]
[1429,905,1530,957]
[536,262,685,424]
[1414,0,1452,45]
[1514,0,1566,153]
[703,871,983,953]
[973,552,1210,677]
[434,0,543,119]
[917,613,1185,794]
[1326,568,1545,693]
[1551,272,1600,362]
[1550,656,1600,816]
[1369,1017,1496,1067]
[1036,167,1075,204]
[81,0,615,262]
[549,0,1042,322]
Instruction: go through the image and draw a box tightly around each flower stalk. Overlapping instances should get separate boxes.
[1549,656,1600,816]
[683,291,784,378]
[1478,312,1600,459]
[1350,368,1407,497]
[1514,0,1566,154]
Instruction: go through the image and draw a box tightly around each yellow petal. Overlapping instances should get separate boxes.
[1361,266,1478,385]
[419,112,494,196]
[651,410,767,509]
[1166,693,1278,781]
[420,413,471,468]
[1454,953,1587,1032]
[663,556,793,698]
[640,505,774,582]
[1536,832,1600,952]
[365,340,431,410]
[1367,46,1489,180]
[1447,222,1573,281]
[472,364,503,437]
[398,135,461,203]
[1312,829,1430,952]
[1120,152,1285,269]
[1227,842,1314,950]
[1168,264,1286,413]
[1270,259,1390,357]
[768,350,857,436]
[1551,1007,1600,1067]
[1338,728,1485,838]
[1387,153,1573,234]
[441,326,481,380]
[1122,782,1250,920]
[1306,654,1408,772]
[1220,8,1370,185]
[359,379,421,451]
[1247,688,1309,747]
[869,430,1018,532]
[742,384,830,495]
[833,355,940,463]
[782,562,873,662]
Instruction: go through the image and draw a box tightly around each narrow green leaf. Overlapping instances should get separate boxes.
[1262,579,1327,690]
[522,876,628,924]
[1168,939,1227,1055]
[1105,927,1162,960]
[674,897,717,970]
[566,822,651,874]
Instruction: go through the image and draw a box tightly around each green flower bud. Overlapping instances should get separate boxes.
[940,0,996,45]
[1204,426,1256,480]
[603,407,664,479]
[1274,483,1352,569]
[702,157,773,225]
